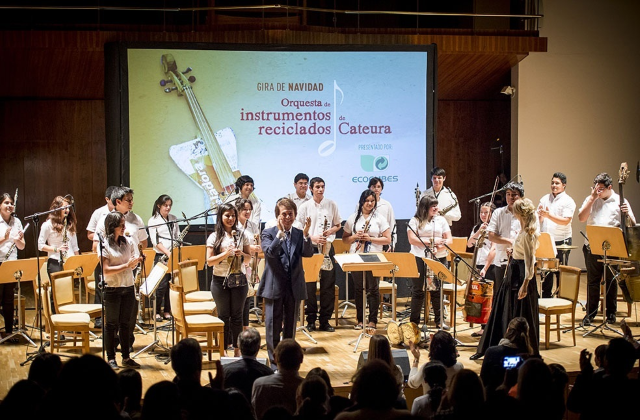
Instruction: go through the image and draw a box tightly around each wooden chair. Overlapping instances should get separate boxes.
[41,284,91,354]
[538,265,581,350]
[378,280,397,317]
[172,270,217,316]
[178,260,214,302]
[169,283,224,360]
[50,270,102,322]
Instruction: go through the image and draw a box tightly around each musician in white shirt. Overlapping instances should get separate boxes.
[368,177,396,251]
[287,173,311,207]
[148,194,179,321]
[38,195,80,276]
[0,193,25,339]
[578,172,636,325]
[228,175,262,227]
[297,177,341,332]
[537,172,576,298]
[420,167,461,227]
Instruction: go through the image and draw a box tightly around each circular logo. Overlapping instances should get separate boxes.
[374,156,389,171]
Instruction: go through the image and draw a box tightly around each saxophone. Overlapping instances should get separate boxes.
[319,216,333,271]
[438,187,459,216]
[250,231,261,285]
[60,216,69,264]
[160,214,191,264]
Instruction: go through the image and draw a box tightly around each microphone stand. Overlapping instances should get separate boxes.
[442,243,483,347]
[21,204,73,365]
[407,223,440,336]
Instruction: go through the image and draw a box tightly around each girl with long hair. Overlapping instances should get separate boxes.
[100,211,143,369]
[147,194,179,321]
[407,195,452,329]
[206,203,251,357]
[342,190,391,330]
[38,195,79,276]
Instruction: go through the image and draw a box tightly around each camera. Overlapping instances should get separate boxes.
[503,355,522,369]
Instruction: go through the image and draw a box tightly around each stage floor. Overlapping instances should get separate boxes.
[1,276,639,401]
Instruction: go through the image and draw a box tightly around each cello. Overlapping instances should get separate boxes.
[617,162,640,303]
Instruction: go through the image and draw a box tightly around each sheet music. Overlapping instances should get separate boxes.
[139,262,169,296]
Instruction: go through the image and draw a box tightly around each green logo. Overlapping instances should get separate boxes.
[361,155,389,172]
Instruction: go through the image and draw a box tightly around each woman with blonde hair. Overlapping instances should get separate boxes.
[473,198,540,358]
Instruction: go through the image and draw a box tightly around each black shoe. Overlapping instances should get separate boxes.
[470,353,483,360]
[606,314,616,324]
[582,317,593,327]
[319,324,335,332]
[470,331,483,338]
[121,358,141,369]
[306,323,316,331]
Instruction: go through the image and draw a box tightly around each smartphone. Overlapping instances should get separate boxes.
[503,355,522,369]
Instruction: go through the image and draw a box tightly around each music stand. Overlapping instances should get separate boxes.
[584,225,627,337]
[536,232,559,295]
[175,245,206,267]
[297,254,324,344]
[333,239,356,317]
[133,261,170,358]
[422,258,455,333]
[372,252,420,321]
[0,259,39,346]
[63,253,99,304]
[335,253,394,352]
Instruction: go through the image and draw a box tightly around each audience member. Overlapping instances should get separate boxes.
[517,358,561,420]
[27,352,62,393]
[411,360,447,419]
[434,369,485,419]
[0,379,45,420]
[224,328,274,400]
[227,387,258,420]
[336,359,411,420]
[479,317,533,396]
[141,381,181,420]
[408,331,463,394]
[252,338,305,420]
[306,367,352,419]
[593,344,607,374]
[118,368,142,420]
[293,376,330,420]
[366,333,405,408]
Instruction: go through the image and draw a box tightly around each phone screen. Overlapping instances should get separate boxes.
[503,355,522,369]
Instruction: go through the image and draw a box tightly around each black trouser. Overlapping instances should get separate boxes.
[583,244,617,320]
[540,238,572,298]
[104,286,136,361]
[94,262,103,306]
[492,264,507,294]
[153,254,171,315]
[352,271,379,324]
[211,275,247,349]
[0,263,14,333]
[410,256,446,326]
[306,245,336,326]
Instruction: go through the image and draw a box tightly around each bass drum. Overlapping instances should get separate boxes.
[463,281,493,324]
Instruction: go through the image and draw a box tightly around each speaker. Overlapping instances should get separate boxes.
[357,349,411,381]
[220,356,269,366]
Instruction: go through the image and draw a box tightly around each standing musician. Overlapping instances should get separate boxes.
[229,175,261,227]
[485,182,525,292]
[537,172,576,298]
[467,202,496,337]
[206,202,251,357]
[147,194,179,322]
[287,173,312,207]
[342,190,391,331]
[407,195,452,330]
[472,198,540,360]
[86,185,117,329]
[258,198,312,367]
[297,177,341,333]
[578,172,636,326]
[420,167,461,227]
[38,195,80,276]
[99,211,143,369]
[368,177,396,251]
[235,198,262,330]
[0,193,25,342]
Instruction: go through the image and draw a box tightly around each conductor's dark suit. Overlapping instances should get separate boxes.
[258,226,313,366]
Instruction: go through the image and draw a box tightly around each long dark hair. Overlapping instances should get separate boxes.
[48,196,77,234]
[354,189,377,226]
[105,212,125,245]
[367,334,396,370]
[212,203,237,254]
[504,317,533,354]
[151,194,172,218]
[414,195,438,228]
[428,330,458,368]
[423,361,447,413]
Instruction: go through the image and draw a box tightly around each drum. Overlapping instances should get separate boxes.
[464,281,493,324]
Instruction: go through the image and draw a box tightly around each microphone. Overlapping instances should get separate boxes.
[64,194,75,211]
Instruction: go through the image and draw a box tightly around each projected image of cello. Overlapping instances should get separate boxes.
[160,53,257,211]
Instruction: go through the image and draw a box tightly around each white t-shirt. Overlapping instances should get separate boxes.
[408,216,450,259]
[38,219,80,261]
[343,212,390,253]
[538,191,576,241]
[86,204,110,234]
[421,187,461,226]
[206,230,251,277]
[0,217,23,261]
[98,236,136,288]
[148,214,180,254]
[487,206,521,267]
[297,197,341,246]
[580,191,636,245]
[94,211,148,248]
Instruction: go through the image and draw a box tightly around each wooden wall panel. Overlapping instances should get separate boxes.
[436,100,511,238]
[0,100,106,256]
